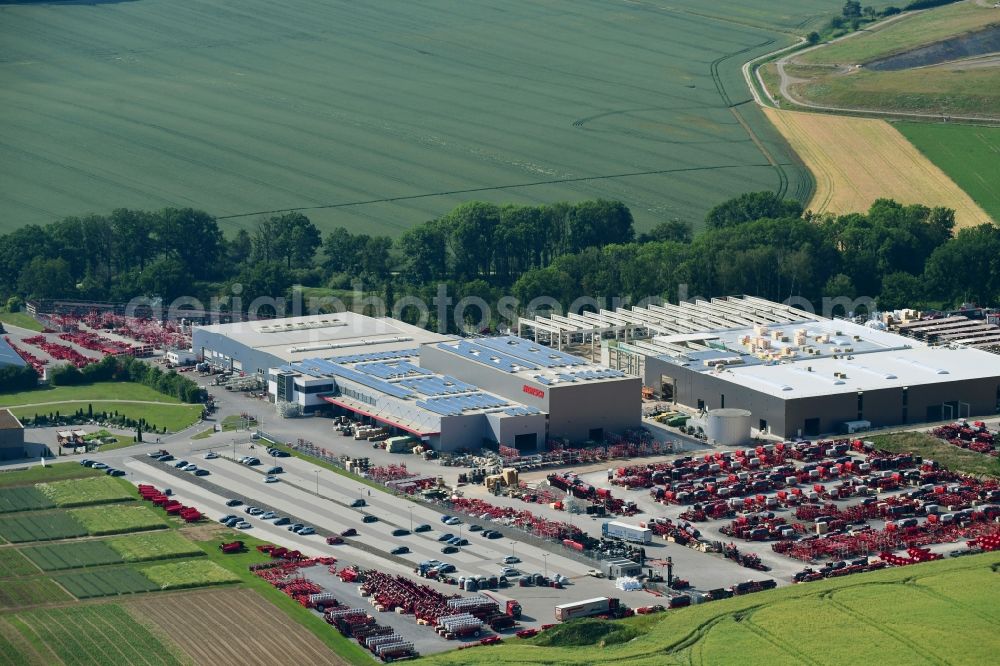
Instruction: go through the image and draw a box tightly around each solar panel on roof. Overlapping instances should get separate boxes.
[439,341,535,372]
[472,336,588,368]
[304,358,415,399]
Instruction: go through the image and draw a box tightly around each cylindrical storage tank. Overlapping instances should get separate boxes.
[704,408,752,447]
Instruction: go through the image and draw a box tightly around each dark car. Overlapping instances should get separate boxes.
[468,525,483,532]
[487,531,503,539]
[194,469,210,476]
[225,499,243,507]
[156,454,174,462]
[414,524,431,533]
[326,536,344,545]
[341,528,358,537]
[288,523,304,532]
[441,545,459,554]
[391,528,410,537]
[110,469,126,477]
[390,546,410,555]
[274,517,291,526]
[362,515,378,524]
[437,533,455,542]
[351,499,366,508]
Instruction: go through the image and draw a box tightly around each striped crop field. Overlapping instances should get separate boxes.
[0,0,838,235]
[761,108,992,228]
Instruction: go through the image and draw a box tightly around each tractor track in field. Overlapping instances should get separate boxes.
[214,163,773,220]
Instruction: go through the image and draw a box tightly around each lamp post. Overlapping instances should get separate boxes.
[315,470,320,494]
[408,506,413,532]
[232,438,236,460]
[543,553,548,577]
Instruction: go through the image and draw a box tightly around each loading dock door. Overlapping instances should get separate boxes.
[515,433,537,451]
[660,375,675,403]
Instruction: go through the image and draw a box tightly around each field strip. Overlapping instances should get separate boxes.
[761,107,993,227]
[6,399,185,409]
[824,591,948,665]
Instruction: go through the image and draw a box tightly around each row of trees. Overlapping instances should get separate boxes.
[0,191,993,331]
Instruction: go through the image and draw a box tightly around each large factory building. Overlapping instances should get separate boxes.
[193,314,639,452]
[519,296,1000,439]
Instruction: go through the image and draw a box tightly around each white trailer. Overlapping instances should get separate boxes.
[602,520,652,544]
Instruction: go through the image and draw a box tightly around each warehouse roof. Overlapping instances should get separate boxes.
[194,313,451,363]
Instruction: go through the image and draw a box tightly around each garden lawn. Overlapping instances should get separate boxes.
[871,431,1000,478]
[0,463,101,488]
[70,504,168,536]
[0,487,54,513]
[4,604,185,665]
[36,476,133,507]
[107,531,204,563]
[11,401,203,433]
[0,511,87,543]
[0,382,180,407]
[141,560,239,590]
[20,540,123,571]
[0,547,39,577]
[53,567,158,599]
[0,578,71,610]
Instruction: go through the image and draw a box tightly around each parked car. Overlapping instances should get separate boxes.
[448,537,468,547]
[109,469,126,477]
[194,469,210,476]
[173,460,187,469]
[263,475,278,483]
[244,506,261,515]
[224,517,240,527]
[288,523,305,533]
[260,511,277,520]
[391,528,410,537]
[422,559,443,569]
[225,499,243,507]
[414,524,431,533]
[274,517,291,526]
[80,459,92,466]
[503,556,521,565]
[156,454,174,462]
[236,521,252,529]
[298,526,316,536]
[341,528,358,537]
[500,567,520,577]
[438,563,457,574]
[326,535,344,545]
[441,545,459,554]
[437,533,455,542]
[244,458,261,466]
[183,464,198,472]
[93,462,109,470]
[440,515,454,523]
[444,517,462,526]
[350,499,366,508]
[468,524,483,532]
[391,546,410,555]
[219,515,236,524]
[362,515,378,523]
[204,451,219,459]
[486,531,503,539]
[266,466,283,475]
[585,569,603,578]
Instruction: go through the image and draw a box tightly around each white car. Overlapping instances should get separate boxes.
[443,517,461,526]
[503,555,521,565]
[183,464,198,472]
[586,569,603,578]
[500,567,520,577]
[204,452,219,459]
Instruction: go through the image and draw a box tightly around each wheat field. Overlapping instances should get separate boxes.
[763,107,991,227]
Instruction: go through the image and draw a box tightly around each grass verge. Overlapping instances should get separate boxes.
[263,440,388,494]
[0,311,43,332]
[0,382,181,407]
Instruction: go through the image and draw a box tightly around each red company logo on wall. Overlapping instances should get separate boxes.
[522,384,545,399]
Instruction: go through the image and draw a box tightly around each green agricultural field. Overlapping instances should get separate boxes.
[20,540,123,572]
[799,1,1000,65]
[0,578,71,611]
[141,560,239,591]
[70,505,167,537]
[0,548,39,578]
[421,552,1000,666]
[0,511,87,543]
[107,531,204,563]
[0,311,43,332]
[0,0,834,235]
[0,463,101,488]
[0,487,54,514]
[2,605,185,666]
[36,476,134,508]
[0,382,181,407]
[896,122,1000,223]
[52,567,158,599]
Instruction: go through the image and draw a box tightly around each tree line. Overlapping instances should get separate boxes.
[0,191,994,332]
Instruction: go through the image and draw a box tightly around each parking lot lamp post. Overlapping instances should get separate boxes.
[315,470,320,494]
[232,438,236,460]
[543,553,548,577]
[409,506,413,532]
